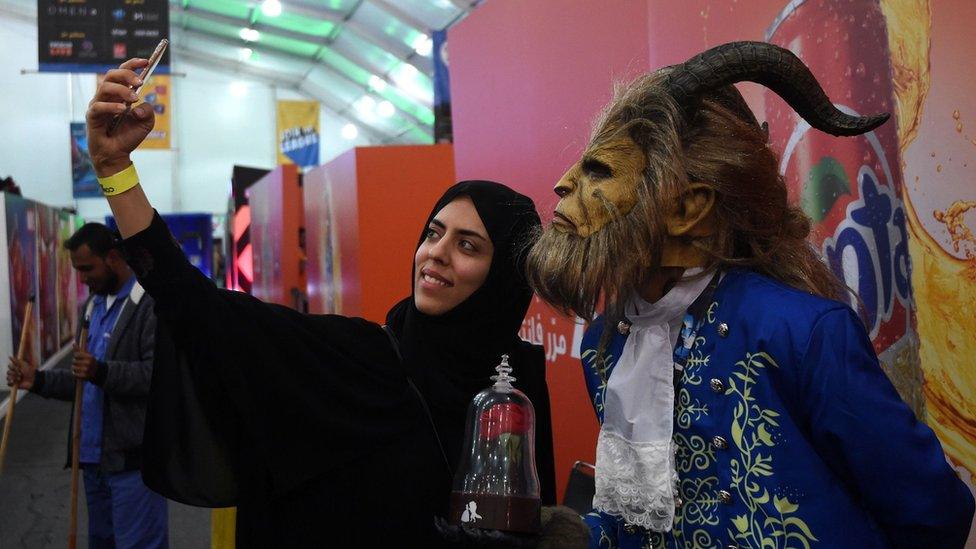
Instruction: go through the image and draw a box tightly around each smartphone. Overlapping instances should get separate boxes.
[106,38,169,136]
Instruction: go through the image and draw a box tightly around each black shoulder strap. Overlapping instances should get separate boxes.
[382,325,453,478]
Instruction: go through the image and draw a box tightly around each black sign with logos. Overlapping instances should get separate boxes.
[37,0,169,73]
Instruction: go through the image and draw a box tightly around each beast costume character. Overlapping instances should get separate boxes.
[525,41,974,548]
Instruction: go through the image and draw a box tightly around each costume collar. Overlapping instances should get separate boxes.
[626,268,711,327]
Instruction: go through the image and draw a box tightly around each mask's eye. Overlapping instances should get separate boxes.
[582,158,613,180]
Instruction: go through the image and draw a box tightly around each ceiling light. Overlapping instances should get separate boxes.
[341,123,358,140]
[412,34,433,57]
[260,0,282,17]
[368,75,387,92]
[238,47,253,61]
[390,63,430,103]
[398,63,418,78]
[355,95,376,116]
[376,100,395,118]
[239,27,260,42]
[230,81,248,97]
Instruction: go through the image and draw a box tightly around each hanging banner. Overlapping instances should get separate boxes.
[70,122,101,199]
[432,29,453,143]
[37,0,170,74]
[140,74,171,149]
[96,73,171,149]
[276,100,320,169]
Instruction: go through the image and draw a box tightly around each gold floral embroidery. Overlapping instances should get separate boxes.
[675,388,708,429]
[725,352,817,548]
[668,527,715,549]
[671,320,721,546]
[678,477,721,527]
[644,532,665,549]
[682,335,709,386]
[673,433,715,474]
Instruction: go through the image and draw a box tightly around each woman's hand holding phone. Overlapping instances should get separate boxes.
[86,57,156,177]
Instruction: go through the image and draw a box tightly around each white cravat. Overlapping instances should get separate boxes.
[593,268,712,531]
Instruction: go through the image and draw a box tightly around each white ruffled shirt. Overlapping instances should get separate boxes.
[593,269,712,531]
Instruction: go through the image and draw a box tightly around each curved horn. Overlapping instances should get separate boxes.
[665,41,889,137]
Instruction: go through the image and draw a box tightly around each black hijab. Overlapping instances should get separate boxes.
[385,180,542,472]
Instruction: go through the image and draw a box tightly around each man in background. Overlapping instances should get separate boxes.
[7,222,167,548]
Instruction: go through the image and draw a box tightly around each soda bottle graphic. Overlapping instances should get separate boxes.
[765,0,924,417]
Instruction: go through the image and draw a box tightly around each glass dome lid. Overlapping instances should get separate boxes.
[448,354,541,534]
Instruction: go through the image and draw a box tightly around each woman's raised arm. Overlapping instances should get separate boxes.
[86,57,155,237]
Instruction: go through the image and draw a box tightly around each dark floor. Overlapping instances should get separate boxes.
[0,356,211,548]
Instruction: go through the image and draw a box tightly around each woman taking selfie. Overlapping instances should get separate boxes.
[84,58,555,546]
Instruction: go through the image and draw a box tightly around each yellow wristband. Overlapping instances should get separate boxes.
[97,164,140,196]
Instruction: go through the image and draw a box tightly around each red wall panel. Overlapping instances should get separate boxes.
[305,145,455,322]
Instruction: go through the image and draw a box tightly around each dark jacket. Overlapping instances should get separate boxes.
[32,279,156,472]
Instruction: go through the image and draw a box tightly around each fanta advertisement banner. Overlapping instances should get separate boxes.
[643,0,976,501]
[763,0,925,416]
[447,0,976,509]
[276,100,320,169]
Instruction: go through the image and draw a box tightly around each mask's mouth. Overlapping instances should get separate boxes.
[552,210,577,231]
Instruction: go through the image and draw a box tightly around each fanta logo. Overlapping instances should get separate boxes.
[823,166,912,338]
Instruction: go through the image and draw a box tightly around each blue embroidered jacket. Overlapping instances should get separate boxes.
[581,270,973,549]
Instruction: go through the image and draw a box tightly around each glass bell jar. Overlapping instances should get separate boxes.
[449,354,541,534]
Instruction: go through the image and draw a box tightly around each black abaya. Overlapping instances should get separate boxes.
[127,181,555,546]
[385,181,556,504]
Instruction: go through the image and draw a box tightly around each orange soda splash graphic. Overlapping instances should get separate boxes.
[882,0,976,483]
[934,200,976,263]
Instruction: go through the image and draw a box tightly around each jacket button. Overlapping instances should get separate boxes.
[717,323,730,337]
[719,490,733,505]
[710,378,724,393]
[617,320,631,335]
[712,435,728,450]
[675,497,684,509]
[623,523,641,535]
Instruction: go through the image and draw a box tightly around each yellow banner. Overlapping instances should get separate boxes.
[139,75,171,150]
[95,73,171,150]
[276,100,320,168]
